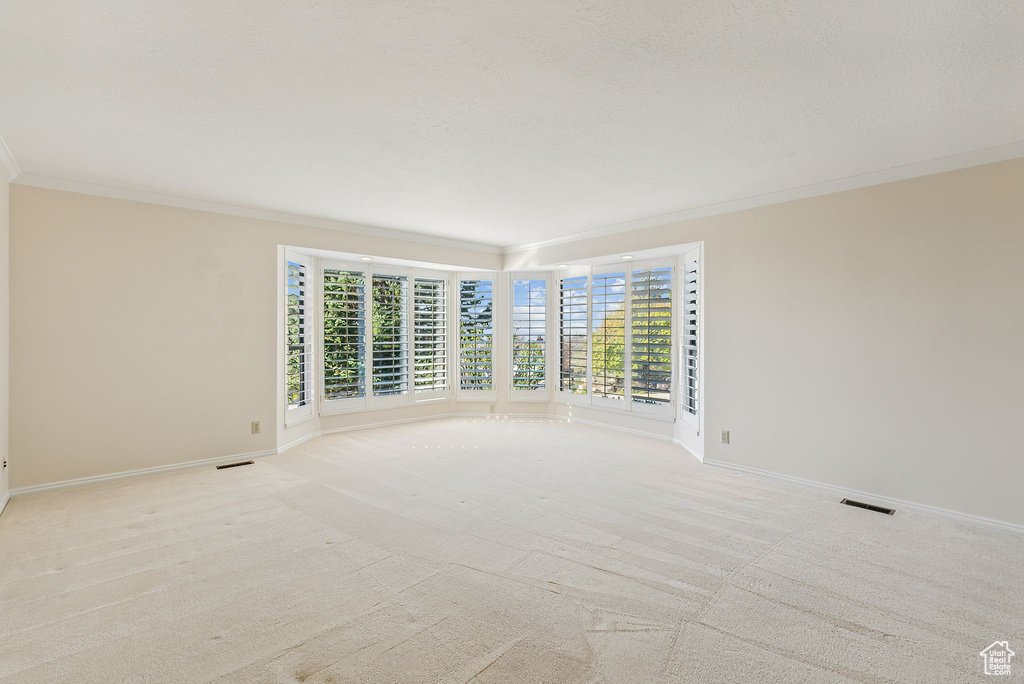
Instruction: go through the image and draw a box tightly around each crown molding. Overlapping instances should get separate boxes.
[8,139,1024,255]
[11,173,503,254]
[505,140,1024,253]
[0,132,21,183]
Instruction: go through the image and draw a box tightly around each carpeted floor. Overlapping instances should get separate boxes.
[1,417,1021,682]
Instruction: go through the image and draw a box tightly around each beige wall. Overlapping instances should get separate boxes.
[0,172,8,509]
[9,187,499,489]
[9,158,1024,527]
[510,158,1024,527]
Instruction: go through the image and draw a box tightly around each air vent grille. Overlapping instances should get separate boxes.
[216,460,255,470]
[840,498,895,515]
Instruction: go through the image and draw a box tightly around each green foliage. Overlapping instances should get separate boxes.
[323,271,366,399]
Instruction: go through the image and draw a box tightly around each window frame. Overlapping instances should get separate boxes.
[509,271,552,402]
[284,249,314,427]
[456,272,498,402]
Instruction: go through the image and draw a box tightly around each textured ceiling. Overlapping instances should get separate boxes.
[2,1,1023,248]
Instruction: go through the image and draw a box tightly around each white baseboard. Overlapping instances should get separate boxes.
[319,412,557,437]
[674,439,704,462]
[9,448,278,498]
[7,413,564,500]
[0,491,10,519]
[703,458,1024,537]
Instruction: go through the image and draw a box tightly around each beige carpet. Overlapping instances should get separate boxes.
[1,417,1021,683]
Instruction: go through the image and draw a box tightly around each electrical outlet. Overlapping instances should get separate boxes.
[251,421,260,435]
[721,430,730,444]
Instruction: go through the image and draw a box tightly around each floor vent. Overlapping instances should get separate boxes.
[216,460,255,470]
[840,498,895,515]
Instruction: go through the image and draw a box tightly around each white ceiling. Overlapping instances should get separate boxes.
[2,1,1023,250]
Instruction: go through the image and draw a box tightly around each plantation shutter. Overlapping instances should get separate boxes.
[559,275,588,394]
[322,267,366,400]
[459,279,493,390]
[371,273,410,397]
[512,278,547,391]
[630,265,672,406]
[413,277,448,393]
[591,271,627,401]
[682,254,699,420]
[286,259,312,411]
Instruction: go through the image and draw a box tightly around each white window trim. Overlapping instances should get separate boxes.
[455,272,498,402]
[284,249,314,427]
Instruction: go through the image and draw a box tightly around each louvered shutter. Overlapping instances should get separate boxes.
[630,265,672,407]
[371,273,410,397]
[559,275,588,394]
[413,277,448,393]
[322,267,366,400]
[459,279,493,390]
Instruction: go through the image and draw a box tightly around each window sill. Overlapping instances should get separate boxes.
[556,399,675,423]
[320,393,453,417]
[284,412,314,429]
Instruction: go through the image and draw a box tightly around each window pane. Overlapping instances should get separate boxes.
[414,277,447,392]
[286,261,310,408]
[372,274,409,397]
[631,266,672,405]
[459,279,493,390]
[323,268,366,399]
[512,278,546,390]
[591,272,626,400]
[559,275,588,394]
